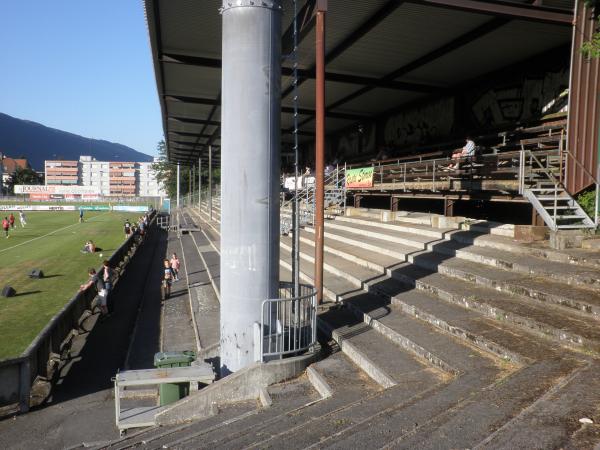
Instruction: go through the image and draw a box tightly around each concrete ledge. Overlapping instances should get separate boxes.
[344,302,459,376]
[306,366,333,399]
[318,318,396,389]
[258,387,272,408]
[154,352,318,426]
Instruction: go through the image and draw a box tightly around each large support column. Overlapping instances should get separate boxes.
[314,1,327,305]
[220,0,281,374]
[176,163,180,209]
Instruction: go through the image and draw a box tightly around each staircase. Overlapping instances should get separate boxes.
[280,166,346,234]
[521,149,596,231]
[97,202,600,449]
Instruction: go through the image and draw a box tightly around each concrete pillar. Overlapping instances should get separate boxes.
[220,0,281,374]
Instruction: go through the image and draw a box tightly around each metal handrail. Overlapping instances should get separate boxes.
[260,282,317,362]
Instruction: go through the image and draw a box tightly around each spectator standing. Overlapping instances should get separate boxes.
[102,260,116,314]
[162,259,175,299]
[8,213,15,229]
[79,268,108,318]
[124,219,132,239]
[170,253,181,281]
[2,217,9,238]
[19,211,27,227]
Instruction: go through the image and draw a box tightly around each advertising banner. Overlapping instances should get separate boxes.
[345,167,374,188]
[284,176,303,191]
[14,185,100,195]
[79,205,111,211]
[0,205,77,211]
[112,205,150,212]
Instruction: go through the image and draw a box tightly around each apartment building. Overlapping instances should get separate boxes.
[44,156,164,197]
[138,161,164,197]
[45,160,79,185]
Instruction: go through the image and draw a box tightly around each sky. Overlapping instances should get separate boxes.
[0,0,163,157]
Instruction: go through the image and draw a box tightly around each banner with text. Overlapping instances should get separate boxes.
[0,205,77,211]
[345,167,374,188]
[14,185,100,195]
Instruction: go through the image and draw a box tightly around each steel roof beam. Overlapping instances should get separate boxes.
[166,94,366,120]
[286,16,511,133]
[281,0,406,98]
[162,54,440,92]
[406,0,572,25]
[282,0,317,56]
[168,117,220,126]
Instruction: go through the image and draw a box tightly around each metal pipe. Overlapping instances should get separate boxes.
[314,0,326,305]
[594,164,600,226]
[176,163,180,209]
[198,157,202,208]
[292,0,300,298]
[209,145,213,221]
[220,0,281,374]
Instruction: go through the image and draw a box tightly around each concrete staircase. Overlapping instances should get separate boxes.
[102,203,600,449]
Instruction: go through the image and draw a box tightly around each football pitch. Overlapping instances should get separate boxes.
[0,210,139,360]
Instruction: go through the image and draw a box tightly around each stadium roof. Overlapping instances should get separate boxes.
[144,0,575,165]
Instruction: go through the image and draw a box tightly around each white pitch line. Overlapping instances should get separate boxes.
[0,212,110,254]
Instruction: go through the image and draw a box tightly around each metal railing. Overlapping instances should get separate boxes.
[260,282,317,362]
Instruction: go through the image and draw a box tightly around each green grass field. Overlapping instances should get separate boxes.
[0,211,138,360]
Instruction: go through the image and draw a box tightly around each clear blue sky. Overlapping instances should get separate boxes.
[0,0,163,156]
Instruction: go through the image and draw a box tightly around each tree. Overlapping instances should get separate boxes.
[7,166,42,193]
[151,140,191,199]
[151,140,221,200]
[581,1,600,58]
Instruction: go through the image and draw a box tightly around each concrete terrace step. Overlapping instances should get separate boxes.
[341,291,502,376]
[206,352,382,450]
[368,264,600,354]
[280,236,382,289]
[299,230,399,273]
[408,250,600,319]
[322,220,437,249]
[335,215,456,239]
[433,236,600,290]
[145,379,316,449]
[319,306,445,389]
[280,257,359,303]
[306,224,418,261]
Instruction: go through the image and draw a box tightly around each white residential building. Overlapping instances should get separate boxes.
[43,156,165,198]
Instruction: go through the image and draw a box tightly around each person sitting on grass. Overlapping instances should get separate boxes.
[79,268,108,318]
[81,240,96,253]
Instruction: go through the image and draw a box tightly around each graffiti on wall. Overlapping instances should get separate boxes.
[471,67,568,127]
[336,123,376,159]
[383,98,455,147]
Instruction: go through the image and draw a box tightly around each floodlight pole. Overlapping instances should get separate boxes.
[176,163,180,210]
[315,0,327,305]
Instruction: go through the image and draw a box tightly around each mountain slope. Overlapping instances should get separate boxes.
[0,112,152,170]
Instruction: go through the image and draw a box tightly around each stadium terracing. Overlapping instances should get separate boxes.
[95,1,600,446]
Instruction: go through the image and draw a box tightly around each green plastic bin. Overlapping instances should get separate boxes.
[154,351,196,406]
